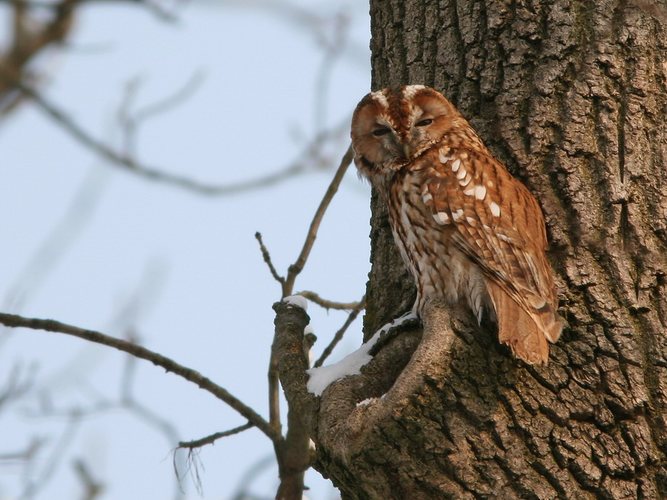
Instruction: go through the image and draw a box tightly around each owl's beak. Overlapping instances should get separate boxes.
[402,144,411,158]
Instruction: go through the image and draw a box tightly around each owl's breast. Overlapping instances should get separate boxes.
[386,165,475,308]
[389,157,455,254]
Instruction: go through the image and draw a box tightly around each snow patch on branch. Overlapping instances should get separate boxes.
[356,398,375,407]
[283,294,308,311]
[306,311,417,396]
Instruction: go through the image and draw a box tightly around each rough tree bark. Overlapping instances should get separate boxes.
[277,0,667,498]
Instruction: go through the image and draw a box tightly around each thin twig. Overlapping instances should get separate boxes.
[21,409,80,499]
[177,423,254,450]
[133,71,205,124]
[297,290,362,311]
[1,0,76,116]
[314,295,366,368]
[0,71,346,196]
[0,0,180,22]
[283,144,354,295]
[313,11,348,131]
[255,232,285,285]
[73,459,105,500]
[0,364,34,409]
[0,312,281,443]
[119,72,205,157]
[0,167,108,345]
[0,438,44,463]
[266,145,354,454]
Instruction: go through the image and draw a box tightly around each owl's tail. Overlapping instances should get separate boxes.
[486,282,562,365]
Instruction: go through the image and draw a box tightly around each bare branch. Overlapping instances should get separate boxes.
[21,409,80,499]
[1,168,108,344]
[0,364,34,409]
[0,438,44,463]
[0,312,281,443]
[272,302,317,498]
[264,145,355,475]
[312,11,348,131]
[118,72,205,157]
[313,295,366,368]
[73,459,105,500]
[297,290,362,311]
[133,72,205,124]
[283,144,354,295]
[177,423,254,450]
[0,71,347,196]
[255,232,285,285]
[0,0,76,112]
[0,0,180,22]
[263,145,353,440]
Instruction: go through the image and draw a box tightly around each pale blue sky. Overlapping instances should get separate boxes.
[0,2,372,498]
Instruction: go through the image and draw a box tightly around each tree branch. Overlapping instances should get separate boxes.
[313,295,365,368]
[283,144,354,295]
[0,71,346,196]
[255,232,285,285]
[297,290,363,311]
[73,458,105,500]
[0,0,180,22]
[177,423,254,450]
[0,312,281,443]
[272,301,318,499]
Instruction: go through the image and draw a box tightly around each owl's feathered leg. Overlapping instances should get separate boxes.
[486,281,560,365]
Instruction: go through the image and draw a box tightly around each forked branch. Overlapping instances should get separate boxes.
[0,312,280,443]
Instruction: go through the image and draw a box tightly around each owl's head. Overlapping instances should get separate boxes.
[350,85,459,180]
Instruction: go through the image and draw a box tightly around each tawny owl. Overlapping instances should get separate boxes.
[351,85,562,364]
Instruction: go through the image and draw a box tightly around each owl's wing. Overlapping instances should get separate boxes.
[423,148,556,314]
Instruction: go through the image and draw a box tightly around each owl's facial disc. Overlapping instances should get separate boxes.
[370,122,409,163]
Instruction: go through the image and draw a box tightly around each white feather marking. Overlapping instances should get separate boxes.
[402,85,426,99]
[463,186,476,196]
[422,192,433,204]
[459,176,471,187]
[433,212,450,224]
[439,150,452,164]
[452,208,464,221]
[489,201,501,217]
[527,293,547,309]
[451,159,461,172]
[474,185,487,200]
[370,90,389,108]
[498,233,512,243]
[456,167,467,180]
[466,216,477,226]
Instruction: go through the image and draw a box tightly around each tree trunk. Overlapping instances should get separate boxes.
[280,1,667,498]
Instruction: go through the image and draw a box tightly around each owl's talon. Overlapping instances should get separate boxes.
[368,313,422,356]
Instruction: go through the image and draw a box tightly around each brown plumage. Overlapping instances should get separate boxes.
[351,85,562,364]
